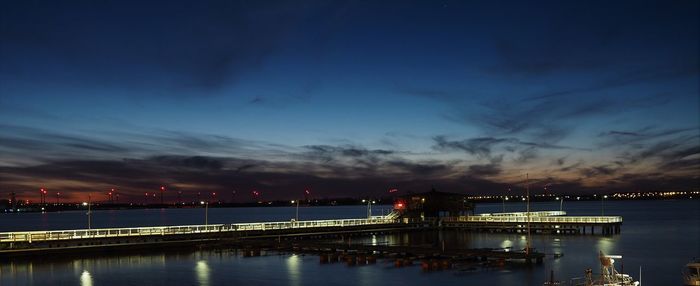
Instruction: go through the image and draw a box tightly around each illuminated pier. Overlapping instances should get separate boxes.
[0,190,622,258]
[0,210,622,259]
[441,215,623,235]
[0,216,397,244]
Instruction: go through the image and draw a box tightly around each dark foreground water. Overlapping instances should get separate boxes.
[1,200,698,285]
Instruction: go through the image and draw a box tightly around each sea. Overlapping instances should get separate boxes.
[1,200,698,286]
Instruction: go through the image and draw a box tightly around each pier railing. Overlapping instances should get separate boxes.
[0,212,623,243]
[443,215,622,224]
[0,216,396,243]
[477,211,567,217]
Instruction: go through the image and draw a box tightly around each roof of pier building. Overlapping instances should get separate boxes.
[394,188,474,218]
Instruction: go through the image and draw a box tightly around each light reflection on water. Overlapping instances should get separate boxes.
[80,270,93,286]
[596,238,614,256]
[195,260,210,286]
[286,255,300,286]
[500,238,513,249]
[0,200,697,285]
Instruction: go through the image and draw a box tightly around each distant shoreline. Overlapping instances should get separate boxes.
[2,192,697,213]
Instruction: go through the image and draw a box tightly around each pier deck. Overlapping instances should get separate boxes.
[0,216,396,244]
[441,215,622,234]
[0,210,622,257]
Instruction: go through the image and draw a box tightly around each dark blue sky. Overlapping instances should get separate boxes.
[1,0,698,202]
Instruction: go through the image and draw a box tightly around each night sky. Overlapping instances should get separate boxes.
[1,0,698,202]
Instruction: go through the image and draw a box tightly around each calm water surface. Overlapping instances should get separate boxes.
[1,200,698,285]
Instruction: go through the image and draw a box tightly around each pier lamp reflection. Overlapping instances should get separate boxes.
[596,238,614,256]
[500,239,513,250]
[196,260,210,286]
[286,254,301,286]
[80,270,93,286]
[517,235,529,250]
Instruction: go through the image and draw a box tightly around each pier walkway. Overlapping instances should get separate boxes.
[0,210,622,257]
[0,216,396,244]
[475,210,567,217]
[441,214,622,235]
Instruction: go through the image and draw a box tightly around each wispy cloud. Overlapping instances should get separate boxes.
[467,163,502,177]
[580,165,619,178]
[432,135,586,160]
[597,126,698,148]
[524,64,699,101]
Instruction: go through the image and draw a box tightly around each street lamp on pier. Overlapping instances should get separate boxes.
[85,194,92,229]
[602,195,608,216]
[200,201,209,225]
[556,197,564,212]
[362,199,375,218]
[291,200,299,221]
[293,189,310,221]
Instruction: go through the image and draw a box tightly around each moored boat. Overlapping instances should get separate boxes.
[569,252,639,286]
[684,259,700,286]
